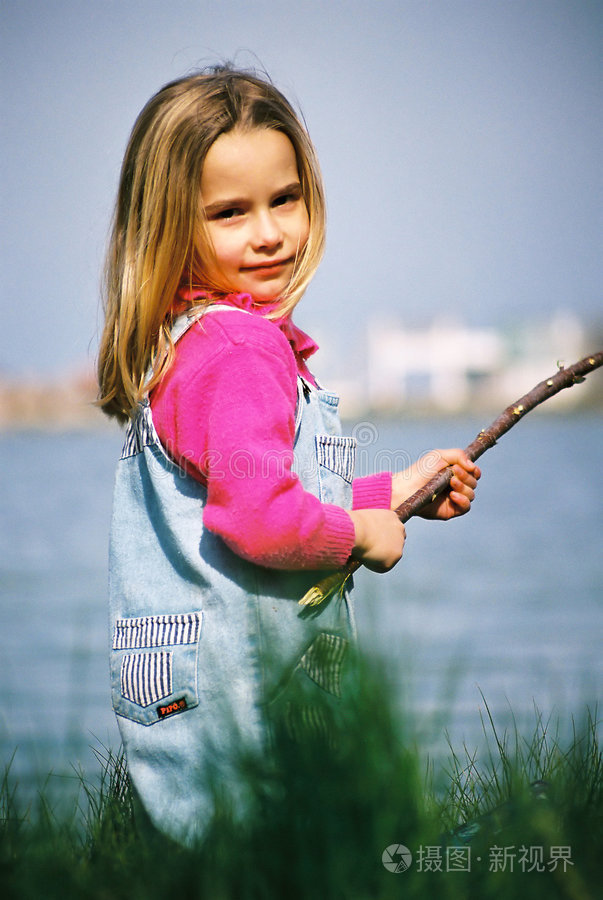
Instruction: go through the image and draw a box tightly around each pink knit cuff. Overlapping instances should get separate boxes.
[352,472,392,510]
[310,504,356,567]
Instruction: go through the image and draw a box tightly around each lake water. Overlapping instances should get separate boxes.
[1,414,601,799]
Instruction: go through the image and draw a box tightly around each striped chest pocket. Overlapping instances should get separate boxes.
[110,612,202,726]
[315,434,357,505]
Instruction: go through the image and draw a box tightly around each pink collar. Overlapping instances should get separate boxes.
[177,289,319,361]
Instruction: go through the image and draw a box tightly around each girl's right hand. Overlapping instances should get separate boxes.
[348,509,406,573]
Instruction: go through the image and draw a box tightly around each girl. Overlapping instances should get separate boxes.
[98,66,480,845]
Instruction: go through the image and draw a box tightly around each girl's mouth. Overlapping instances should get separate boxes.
[241,257,293,273]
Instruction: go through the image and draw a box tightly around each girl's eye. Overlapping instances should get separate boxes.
[273,193,298,208]
[212,207,243,221]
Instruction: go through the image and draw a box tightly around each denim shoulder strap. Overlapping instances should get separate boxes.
[171,303,252,345]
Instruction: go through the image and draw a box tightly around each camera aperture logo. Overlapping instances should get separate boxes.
[382,844,412,873]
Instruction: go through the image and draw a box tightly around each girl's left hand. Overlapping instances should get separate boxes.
[391,449,481,521]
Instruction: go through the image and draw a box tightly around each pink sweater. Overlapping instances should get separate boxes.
[151,295,392,570]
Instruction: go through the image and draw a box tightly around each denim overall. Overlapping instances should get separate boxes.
[108,307,357,844]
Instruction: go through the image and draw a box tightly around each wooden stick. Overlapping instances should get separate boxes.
[300,352,603,607]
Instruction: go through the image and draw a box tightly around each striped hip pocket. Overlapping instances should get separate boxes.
[110,612,203,726]
[300,632,349,698]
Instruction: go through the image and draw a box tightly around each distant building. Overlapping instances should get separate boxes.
[367,318,505,411]
[366,312,590,412]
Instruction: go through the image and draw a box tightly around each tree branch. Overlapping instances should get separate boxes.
[300,352,603,607]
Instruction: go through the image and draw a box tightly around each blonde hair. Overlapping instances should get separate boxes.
[97,66,326,422]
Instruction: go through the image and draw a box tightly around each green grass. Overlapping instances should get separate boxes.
[1,655,601,899]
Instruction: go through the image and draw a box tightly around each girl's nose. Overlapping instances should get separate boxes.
[251,209,283,251]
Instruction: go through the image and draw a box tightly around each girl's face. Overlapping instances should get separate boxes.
[200,128,310,303]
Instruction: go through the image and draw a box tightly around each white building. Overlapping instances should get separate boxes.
[367,318,505,411]
[366,312,588,412]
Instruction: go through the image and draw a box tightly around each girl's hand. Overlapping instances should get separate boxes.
[391,449,481,521]
[348,509,406,573]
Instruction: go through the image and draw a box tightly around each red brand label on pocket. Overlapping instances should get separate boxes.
[156,697,188,719]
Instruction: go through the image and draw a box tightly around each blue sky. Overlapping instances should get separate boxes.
[2,0,601,377]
